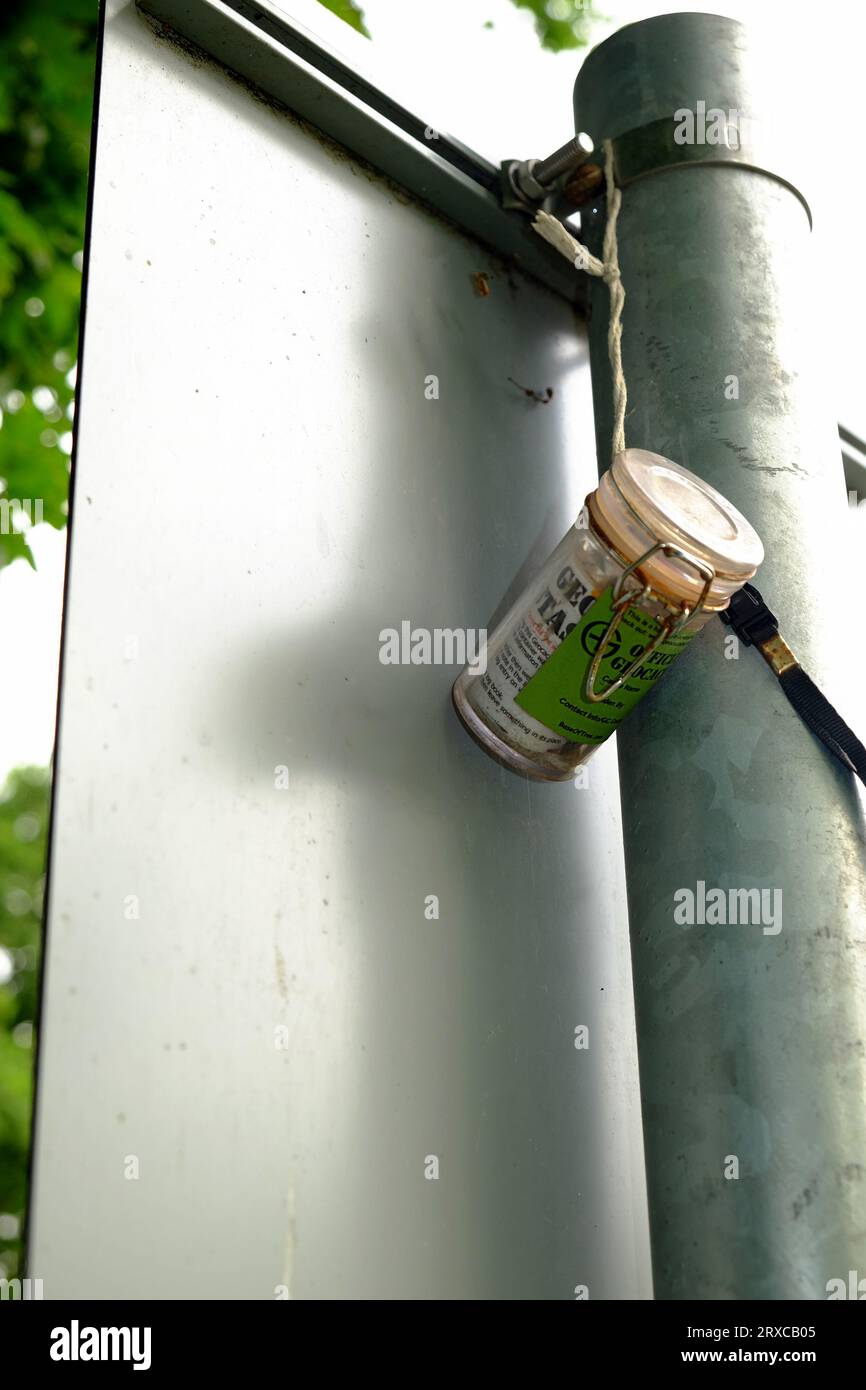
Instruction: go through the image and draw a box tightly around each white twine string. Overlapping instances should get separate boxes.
[532,139,626,462]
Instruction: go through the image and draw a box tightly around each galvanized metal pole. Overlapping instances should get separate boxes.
[576,13,866,1300]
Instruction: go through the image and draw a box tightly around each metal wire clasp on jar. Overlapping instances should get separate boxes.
[452,448,764,782]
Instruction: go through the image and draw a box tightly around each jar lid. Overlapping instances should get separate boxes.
[591,449,764,610]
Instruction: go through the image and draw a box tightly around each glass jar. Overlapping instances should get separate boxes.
[452,449,764,781]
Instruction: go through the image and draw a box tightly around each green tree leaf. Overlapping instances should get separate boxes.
[316,1,370,40]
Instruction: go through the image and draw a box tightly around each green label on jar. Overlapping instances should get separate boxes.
[515,586,698,744]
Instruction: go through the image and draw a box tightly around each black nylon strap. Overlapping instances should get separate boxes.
[779,666,866,781]
[720,583,866,787]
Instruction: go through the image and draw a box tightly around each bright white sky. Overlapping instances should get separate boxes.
[0,0,862,780]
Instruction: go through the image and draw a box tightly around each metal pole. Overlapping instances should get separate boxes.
[576,12,866,1300]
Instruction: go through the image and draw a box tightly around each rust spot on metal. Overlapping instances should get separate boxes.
[563,162,604,206]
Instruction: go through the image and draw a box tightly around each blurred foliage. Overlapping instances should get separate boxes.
[0,0,97,571]
[0,767,49,1280]
[508,1,597,51]
[0,0,96,1284]
[318,0,596,51]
